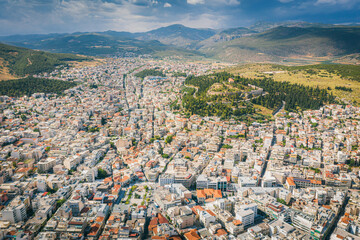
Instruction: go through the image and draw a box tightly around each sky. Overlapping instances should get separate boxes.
[0,0,360,36]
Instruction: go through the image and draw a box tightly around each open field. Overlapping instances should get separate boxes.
[228,64,360,105]
[207,82,248,95]
[69,58,105,68]
[253,104,274,118]
[0,58,18,81]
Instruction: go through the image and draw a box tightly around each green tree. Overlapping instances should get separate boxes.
[56,199,66,208]
[222,144,233,149]
[135,69,165,79]
[101,117,107,125]
[0,77,78,97]
[97,168,108,179]
[165,135,173,144]
[277,198,287,205]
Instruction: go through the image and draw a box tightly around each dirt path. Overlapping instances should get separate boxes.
[184,85,198,97]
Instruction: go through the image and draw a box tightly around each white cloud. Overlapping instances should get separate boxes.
[127,0,158,6]
[315,0,353,5]
[187,0,205,5]
[169,13,228,29]
[200,0,241,5]
[1,0,359,36]
[0,0,162,34]
[0,0,233,35]
[223,0,241,5]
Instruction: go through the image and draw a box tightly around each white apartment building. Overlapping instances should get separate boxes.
[37,158,57,172]
[236,209,255,227]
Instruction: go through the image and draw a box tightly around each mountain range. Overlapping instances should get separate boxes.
[1,21,360,63]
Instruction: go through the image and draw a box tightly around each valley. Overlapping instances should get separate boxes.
[1,1,360,239]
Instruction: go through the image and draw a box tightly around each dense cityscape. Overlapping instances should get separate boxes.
[0,57,358,240]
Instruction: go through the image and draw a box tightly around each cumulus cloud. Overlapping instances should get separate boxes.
[187,0,205,5]
[0,0,159,34]
[127,0,159,6]
[223,0,241,5]
[176,13,227,28]
[0,0,230,34]
[0,0,359,36]
[316,0,347,4]
[314,0,360,6]
[187,0,240,5]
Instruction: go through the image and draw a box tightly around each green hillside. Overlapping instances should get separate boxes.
[0,76,78,97]
[182,72,335,120]
[227,63,360,105]
[135,69,165,79]
[0,43,89,78]
[278,64,360,82]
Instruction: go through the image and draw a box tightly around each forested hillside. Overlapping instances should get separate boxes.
[182,72,336,119]
[0,77,78,97]
[0,43,89,78]
[135,69,165,79]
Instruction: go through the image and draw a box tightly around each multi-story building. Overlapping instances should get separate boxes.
[1,203,27,223]
[196,175,227,191]
[1,196,29,223]
[236,209,255,227]
[37,158,57,172]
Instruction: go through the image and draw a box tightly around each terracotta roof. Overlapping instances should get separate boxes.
[197,189,222,199]
[215,229,227,236]
[184,229,201,240]
[88,223,100,236]
[206,210,216,217]
[233,220,242,226]
[286,177,296,186]
[191,205,204,215]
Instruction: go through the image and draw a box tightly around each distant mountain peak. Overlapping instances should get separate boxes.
[165,24,186,28]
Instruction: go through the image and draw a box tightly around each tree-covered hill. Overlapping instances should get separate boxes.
[0,43,90,78]
[0,77,78,97]
[182,72,336,119]
[135,69,165,79]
